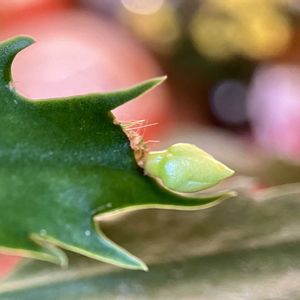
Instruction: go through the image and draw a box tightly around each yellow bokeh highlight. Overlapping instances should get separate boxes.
[122,3,180,54]
[190,0,292,60]
[121,0,164,15]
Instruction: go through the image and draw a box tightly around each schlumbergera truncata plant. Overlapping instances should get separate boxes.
[0,36,235,271]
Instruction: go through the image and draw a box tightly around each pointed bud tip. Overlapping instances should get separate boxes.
[219,163,235,179]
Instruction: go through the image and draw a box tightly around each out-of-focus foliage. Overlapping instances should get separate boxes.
[2,184,300,299]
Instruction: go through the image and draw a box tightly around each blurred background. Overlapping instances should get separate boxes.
[1,0,300,279]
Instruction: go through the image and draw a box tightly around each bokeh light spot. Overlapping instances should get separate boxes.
[121,0,164,15]
[122,3,180,54]
[211,80,248,126]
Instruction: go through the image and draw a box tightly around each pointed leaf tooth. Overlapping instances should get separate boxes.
[30,234,68,266]
[0,36,34,85]
[104,76,167,111]
[34,228,147,271]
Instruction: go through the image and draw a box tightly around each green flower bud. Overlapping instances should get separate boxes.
[144,143,234,193]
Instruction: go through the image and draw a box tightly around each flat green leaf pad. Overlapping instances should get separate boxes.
[0,36,232,270]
